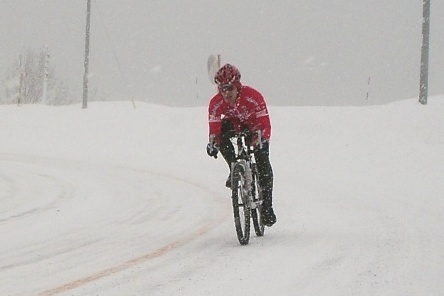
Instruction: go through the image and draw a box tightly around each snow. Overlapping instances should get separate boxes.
[1,97,443,295]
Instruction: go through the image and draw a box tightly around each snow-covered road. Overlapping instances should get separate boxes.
[0,153,228,295]
[1,100,443,295]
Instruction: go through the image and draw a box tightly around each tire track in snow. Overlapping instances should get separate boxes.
[39,220,218,296]
[37,169,228,296]
[0,155,76,224]
[0,153,228,295]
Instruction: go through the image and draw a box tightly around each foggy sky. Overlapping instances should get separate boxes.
[1,0,443,106]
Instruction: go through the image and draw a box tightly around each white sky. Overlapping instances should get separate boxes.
[1,1,443,106]
[0,96,443,295]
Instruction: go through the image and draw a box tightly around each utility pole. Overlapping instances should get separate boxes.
[419,0,431,105]
[18,54,23,106]
[41,46,49,105]
[83,0,91,109]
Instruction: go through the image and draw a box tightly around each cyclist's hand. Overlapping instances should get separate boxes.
[252,138,269,153]
[206,142,219,159]
[250,130,265,151]
[251,136,264,150]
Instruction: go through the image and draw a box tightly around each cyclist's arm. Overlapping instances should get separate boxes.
[249,91,271,142]
[208,96,224,144]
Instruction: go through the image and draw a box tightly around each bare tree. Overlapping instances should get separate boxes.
[2,48,71,105]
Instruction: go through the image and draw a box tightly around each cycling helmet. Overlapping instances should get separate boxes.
[214,64,241,85]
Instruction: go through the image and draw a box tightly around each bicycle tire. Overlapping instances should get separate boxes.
[231,162,250,245]
[251,166,265,237]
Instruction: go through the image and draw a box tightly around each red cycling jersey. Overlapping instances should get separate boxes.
[208,85,271,145]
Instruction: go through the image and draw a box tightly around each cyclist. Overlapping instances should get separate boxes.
[206,64,276,227]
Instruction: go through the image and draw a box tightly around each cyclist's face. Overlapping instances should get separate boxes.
[220,86,238,104]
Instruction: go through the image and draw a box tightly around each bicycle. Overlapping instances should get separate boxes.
[229,131,265,245]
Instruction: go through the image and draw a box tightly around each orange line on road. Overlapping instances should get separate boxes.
[39,221,220,296]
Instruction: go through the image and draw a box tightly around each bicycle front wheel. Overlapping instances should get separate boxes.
[231,162,250,245]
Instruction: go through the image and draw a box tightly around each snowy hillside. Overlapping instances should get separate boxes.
[1,97,443,295]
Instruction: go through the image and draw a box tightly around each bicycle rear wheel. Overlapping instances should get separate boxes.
[251,166,265,237]
[231,162,250,245]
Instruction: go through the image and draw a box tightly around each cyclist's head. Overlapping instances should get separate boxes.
[214,64,242,92]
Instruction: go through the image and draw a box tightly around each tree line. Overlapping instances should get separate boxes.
[2,48,76,105]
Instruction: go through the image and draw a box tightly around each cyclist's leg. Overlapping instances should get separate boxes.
[219,120,236,187]
[254,142,273,198]
[254,142,276,226]
[219,120,236,166]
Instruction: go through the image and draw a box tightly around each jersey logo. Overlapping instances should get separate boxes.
[209,114,220,123]
[256,109,268,118]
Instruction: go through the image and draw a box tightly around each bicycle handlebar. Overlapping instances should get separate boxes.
[231,130,263,157]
